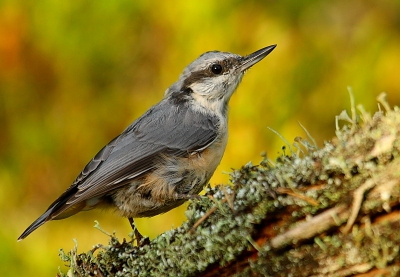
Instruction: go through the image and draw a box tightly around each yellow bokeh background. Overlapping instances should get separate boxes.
[1,0,400,275]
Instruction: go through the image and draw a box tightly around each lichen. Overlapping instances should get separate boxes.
[58,93,400,276]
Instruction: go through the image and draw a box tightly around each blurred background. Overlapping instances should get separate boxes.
[1,0,400,275]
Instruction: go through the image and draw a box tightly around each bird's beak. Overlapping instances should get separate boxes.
[238,44,277,72]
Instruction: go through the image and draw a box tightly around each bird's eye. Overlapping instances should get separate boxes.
[210,64,223,75]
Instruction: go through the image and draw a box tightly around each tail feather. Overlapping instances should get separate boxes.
[18,186,79,241]
[17,209,52,241]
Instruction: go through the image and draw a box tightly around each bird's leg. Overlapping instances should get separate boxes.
[128,217,149,246]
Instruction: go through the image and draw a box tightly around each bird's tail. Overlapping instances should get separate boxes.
[17,186,82,241]
[17,210,53,241]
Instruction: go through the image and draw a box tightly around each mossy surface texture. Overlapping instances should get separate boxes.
[59,94,400,277]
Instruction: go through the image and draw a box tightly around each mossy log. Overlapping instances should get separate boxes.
[59,94,400,277]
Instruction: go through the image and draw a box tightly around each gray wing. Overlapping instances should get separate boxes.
[66,98,219,206]
[17,98,219,241]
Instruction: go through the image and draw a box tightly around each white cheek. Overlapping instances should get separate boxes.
[190,75,230,96]
[190,79,215,95]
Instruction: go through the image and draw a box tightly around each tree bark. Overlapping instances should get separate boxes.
[59,95,400,277]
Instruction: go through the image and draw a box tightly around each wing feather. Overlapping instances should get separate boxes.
[18,98,220,239]
[64,99,219,207]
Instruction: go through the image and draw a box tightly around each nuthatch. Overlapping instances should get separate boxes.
[18,44,276,242]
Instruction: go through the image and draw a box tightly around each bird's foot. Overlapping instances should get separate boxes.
[128,217,150,246]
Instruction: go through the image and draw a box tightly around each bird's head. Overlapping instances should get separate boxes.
[165,45,276,114]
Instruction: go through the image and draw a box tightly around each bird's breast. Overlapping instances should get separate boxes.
[112,131,228,218]
[189,132,228,176]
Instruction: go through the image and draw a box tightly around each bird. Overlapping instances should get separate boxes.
[18,44,277,243]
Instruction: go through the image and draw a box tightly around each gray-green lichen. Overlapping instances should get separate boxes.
[58,94,400,277]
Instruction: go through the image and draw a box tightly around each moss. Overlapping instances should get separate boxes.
[58,94,400,276]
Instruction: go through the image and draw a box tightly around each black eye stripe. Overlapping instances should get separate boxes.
[181,57,240,89]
